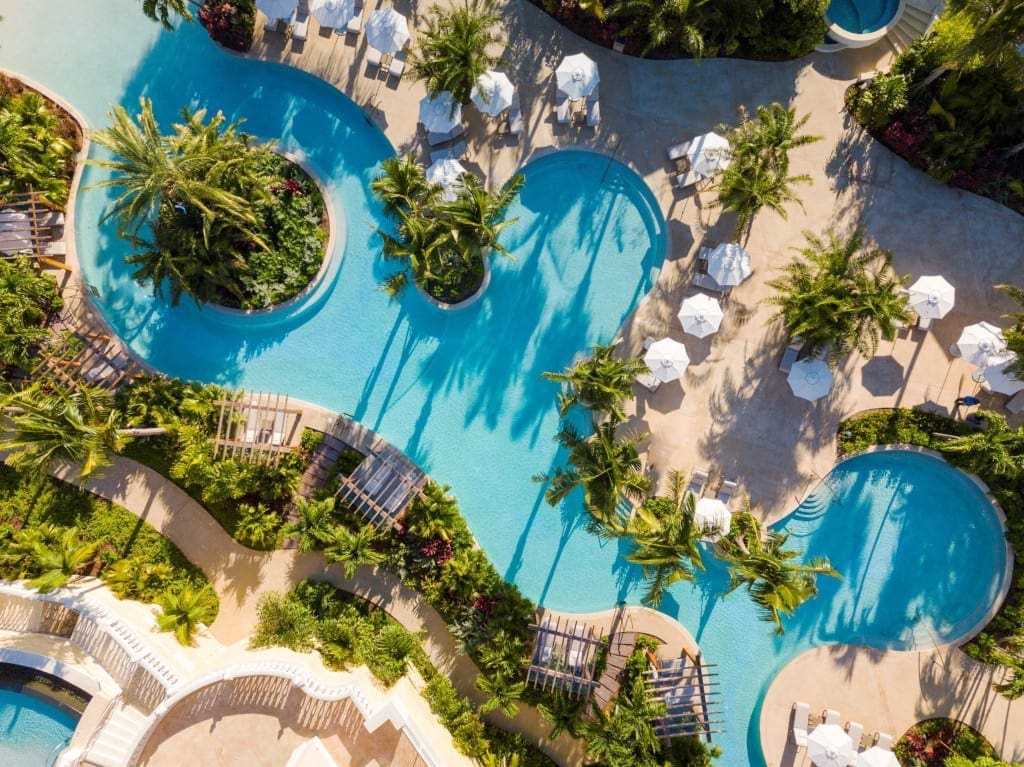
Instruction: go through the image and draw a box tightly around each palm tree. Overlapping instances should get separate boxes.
[0,258,63,372]
[140,0,194,28]
[370,154,437,217]
[410,0,504,106]
[156,584,219,645]
[918,0,1024,90]
[7,526,99,594]
[234,502,281,549]
[378,206,453,296]
[715,162,812,242]
[440,173,525,261]
[283,496,338,552]
[535,418,651,535]
[542,341,649,422]
[0,383,168,478]
[579,674,665,767]
[323,524,386,578]
[475,670,527,717]
[940,410,1024,478]
[626,471,705,607]
[996,283,1024,380]
[537,692,584,739]
[403,481,463,541]
[728,103,821,170]
[103,558,173,599]
[718,508,840,634]
[765,229,911,365]
[609,0,705,58]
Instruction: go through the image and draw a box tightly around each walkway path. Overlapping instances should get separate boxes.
[760,644,1024,765]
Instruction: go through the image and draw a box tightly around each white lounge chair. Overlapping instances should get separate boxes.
[716,480,738,507]
[345,3,363,34]
[675,170,702,188]
[388,52,406,80]
[875,732,893,750]
[586,99,601,127]
[507,94,524,136]
[779,339,803,373]
[824,709,841,726]
[687,468,709,499]
[427,124,465,147]
[292,10,309,41]
[846,721,863,765]
[366,46,383,71]
[429,141,468,163]
[667,141,692,162]
[555,96,570,125]
[636,370,661,392]
[791,701,810,748]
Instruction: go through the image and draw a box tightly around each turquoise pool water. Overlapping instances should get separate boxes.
[0,688,77,767]
[0,3,1011,765]
[827,0,901,34]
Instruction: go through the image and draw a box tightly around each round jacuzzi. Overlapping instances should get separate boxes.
[825,0,904,46]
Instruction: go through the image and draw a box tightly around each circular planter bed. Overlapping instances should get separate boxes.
[895,718,998,766]
[418,253,492,310]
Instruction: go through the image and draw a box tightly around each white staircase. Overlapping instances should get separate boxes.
[886,0,941,54]
[83,702,150,767]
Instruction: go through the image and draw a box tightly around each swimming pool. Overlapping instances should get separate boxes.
[826,0,902,45]
[0,688,77,767]
[0,4,1011,765]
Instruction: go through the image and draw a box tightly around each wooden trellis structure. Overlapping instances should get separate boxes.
[526,617,607,699]
[644,651,724,742]
[213,391,303,465]
[0,191,70,271]
[335,446,426,528]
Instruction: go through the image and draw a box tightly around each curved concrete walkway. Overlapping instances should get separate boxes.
[760,644,1024,765]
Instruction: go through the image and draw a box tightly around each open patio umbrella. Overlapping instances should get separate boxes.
[309,0,356,27]
[694,498,731,540]
[555,53,599,100]
[425,158,466,201]
[956,321,1006,366]
[788,358,833,402]
[706,242,752,287]
[471,71,515,117]
[687,132,732,178]
[677,294,724,338]
[257,0,297,19]
[857,747,900,767]
[364,8,409,54]
[807,723,854,767]
[418,92,461,134]
[907,275,955,320]
[978,352,1024,395]
[643,338,690,383]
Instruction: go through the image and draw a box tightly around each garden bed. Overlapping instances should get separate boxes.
[894,718,997,766]
[200,0,257,52]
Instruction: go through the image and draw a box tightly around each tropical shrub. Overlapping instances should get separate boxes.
[0,258,63,374]
[250,590,319,651]
[847,72,909,131]
[997,283,1024,381]
[234,502,282,549]
[139,0,194,28]
[0,84,76,208]
[199,0,256,51]
[156,583,218,645]
[895,718,998,767]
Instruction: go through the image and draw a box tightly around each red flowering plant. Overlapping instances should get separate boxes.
[199,0,256,52]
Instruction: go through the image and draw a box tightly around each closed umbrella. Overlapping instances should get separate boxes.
[788,358,833,402]
[694,498,731,540]
[471,71,515,117]
[309,0,355,27]
[257,0,297,19]
[808,724,854,767]
[643,338,690,383]
[677,294,723,338]
[419,92,461,134]
[687,132,731,178]
[364,8,409,54]
[706,242,752,287]
[978,352,1024,395]
[426,158,466,202]
[957,322,1006,366]
[907,275,955,319]
[555,53,599,100]
[857,747,900,767]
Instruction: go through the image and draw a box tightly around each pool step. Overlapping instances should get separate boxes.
[885,0,941,55]
[83,702,150,767]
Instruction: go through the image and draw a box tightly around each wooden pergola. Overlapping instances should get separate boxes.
[213,391,303,464]
[644,651,724,742]
[0,190,70,271]
[526,617,607,699]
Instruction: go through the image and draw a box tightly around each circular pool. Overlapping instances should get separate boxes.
[825,0,904,46]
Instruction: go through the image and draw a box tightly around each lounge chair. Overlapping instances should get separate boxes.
[41,210,64,228]
[687,468,709,499]
[823,709,841,726]
[508,93,524,136]
[675,170,701,188]
[636,370,661,392]
[779,339,803,373]
[716,479,738,508]
[366,46,383,71]
[791,701,810,748]
[586,84,600,101]
[43,241,67,256]
[429,141,468,163]
[555,96,570,125]
[667,140,692,162]
[875,732,893,750]
[586,100,601,127]
[345,3,363,34]
[271,411,287,446]
[691,272,724,294]
[292,10,309,41]
[388,51,406,80]
[264,13,280,32]
[427,124,465,147]
[846,721,864,764]
[916,315,934,331]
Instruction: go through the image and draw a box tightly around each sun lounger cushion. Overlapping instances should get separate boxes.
[716,480,738,506]
[675,170,702,188]
[427,124,465,147]
[388,54,406,79]
[367,46,382,68]
[556,97,570,125]
[824,709,841,726]
[264,14,279,31]
[779,341,802,373]
[687,468,709,499]
[346,6,363,34]
[44,241,67,257]
[430,141,468,164]
[636,371,661,392]
[791,701,810,747]
[846,722,863,764]
[292,11,309,40]
[586,100,601,127]
[691,272,724,294]
[876,733,893,750]
[668,141,692,161]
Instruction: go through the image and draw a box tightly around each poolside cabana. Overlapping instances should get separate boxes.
[526,617,606,699]
[0,191,70,271]
[214,390,303,464]
[645,651,723,742]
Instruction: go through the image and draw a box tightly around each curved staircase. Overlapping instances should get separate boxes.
[885,0,942,55]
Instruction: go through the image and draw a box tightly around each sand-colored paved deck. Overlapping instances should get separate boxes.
[761,644,1024,766]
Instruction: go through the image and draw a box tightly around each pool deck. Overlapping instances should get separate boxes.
[761,644,1024,765]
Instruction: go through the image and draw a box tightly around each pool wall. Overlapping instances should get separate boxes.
[825,0,905,47]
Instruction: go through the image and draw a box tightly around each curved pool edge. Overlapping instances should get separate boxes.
[824,0,906,47]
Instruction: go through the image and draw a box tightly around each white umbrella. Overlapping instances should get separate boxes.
[364,8,410,54]
[788,358,833,402]
[257,0,297,19]
[677,294,723,338]
[687,132,732,178]
[471,71,515,117]
[694,498,731,540]
[643,338,690,383]
[555,53,599,100]
[857,747,900,767]
[308,0,355,27]
[419,92,461,134]
[808,723,854,767]
[908,275,955,319]
[978,352,1024,395]
[426,158,466,202]
[957,321,1006,366]
[706,242,752,287]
